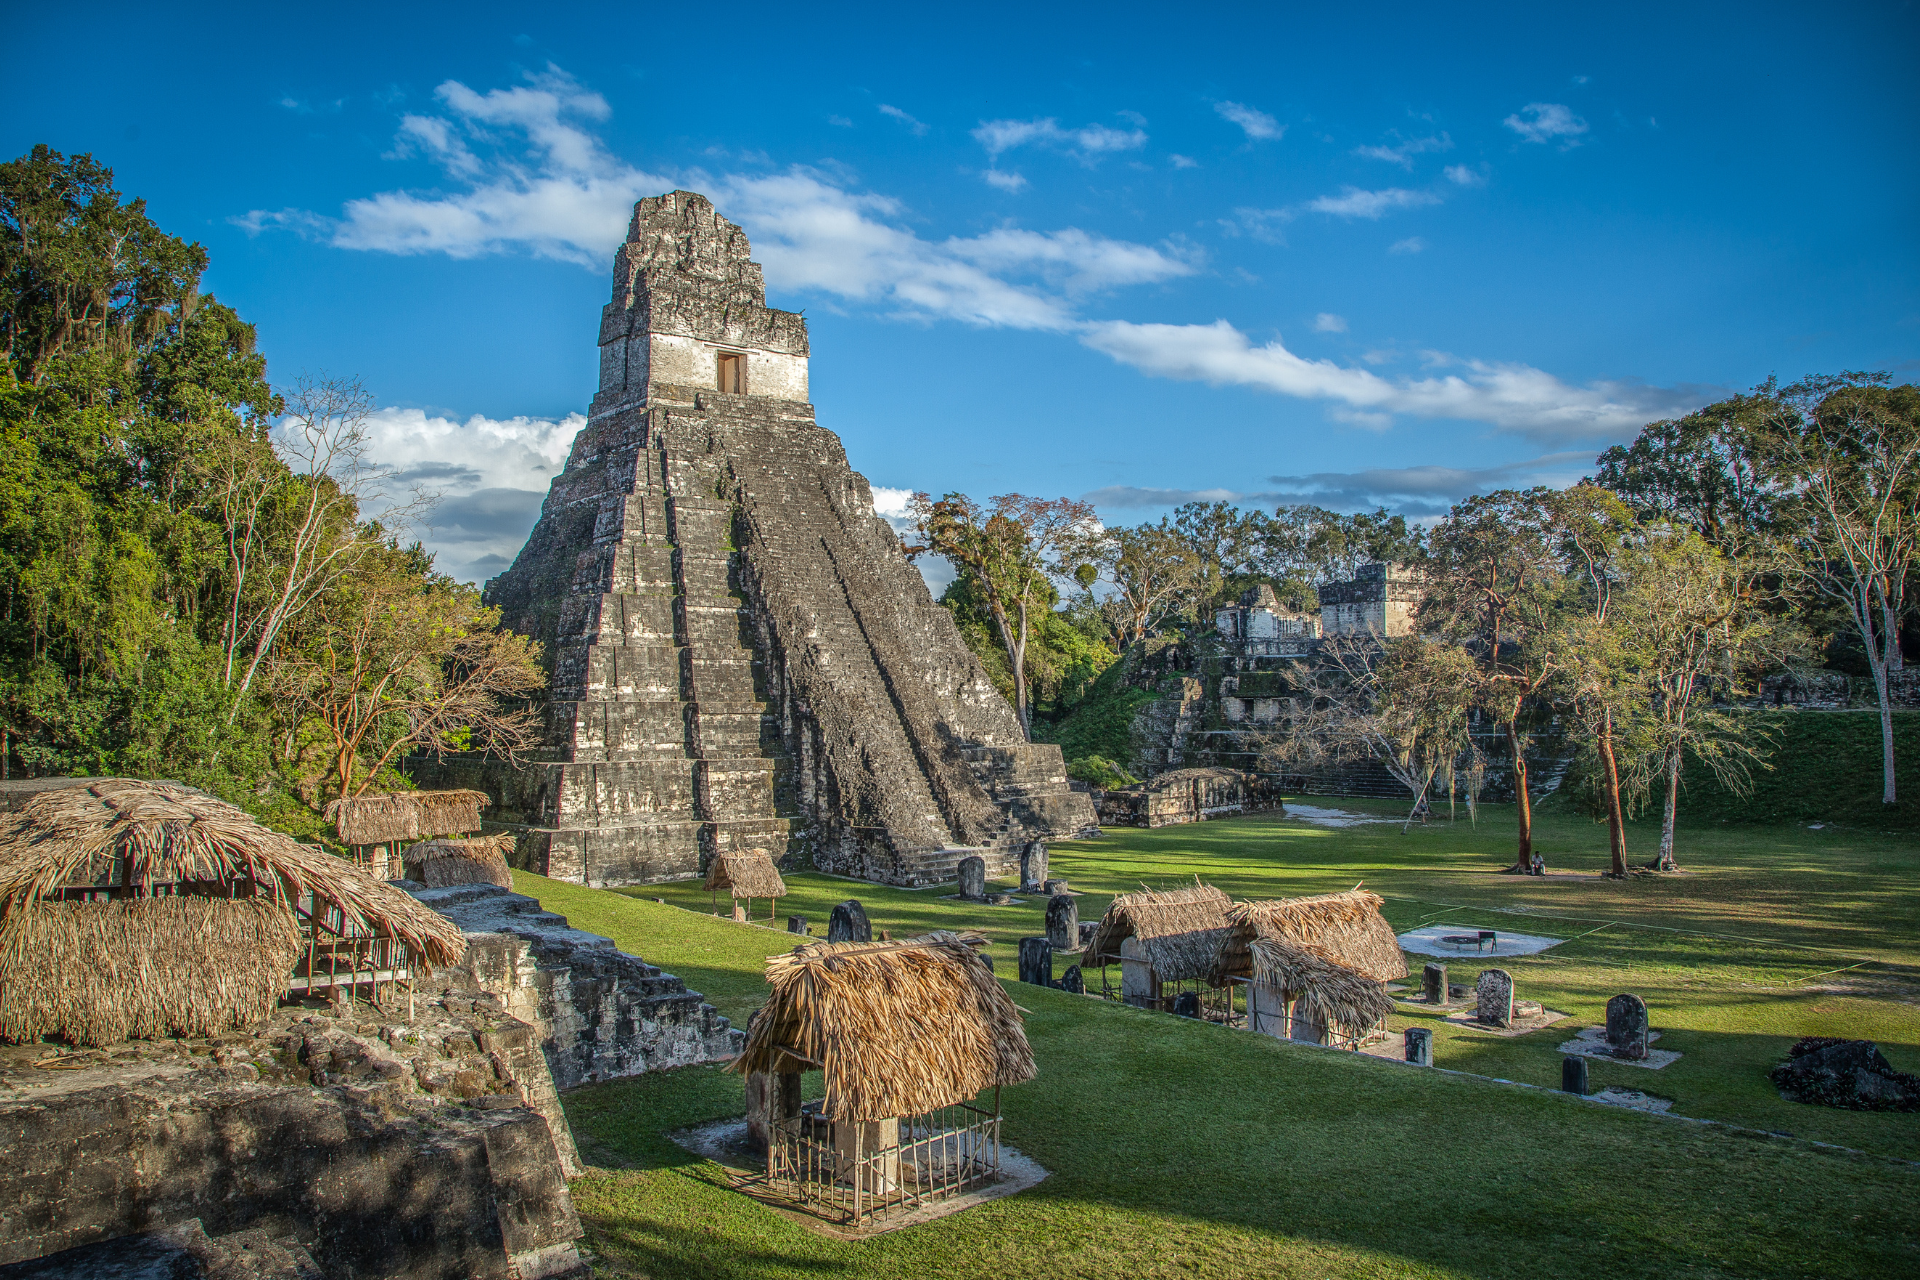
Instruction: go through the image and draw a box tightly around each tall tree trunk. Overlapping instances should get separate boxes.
[1598,718,1629,877]
[1657,745,1681,872]
[1506,722,1533,871]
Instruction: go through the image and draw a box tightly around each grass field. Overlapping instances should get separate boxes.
[512,797,1920,1279]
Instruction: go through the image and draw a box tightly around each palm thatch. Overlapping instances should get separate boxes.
[1248,934,1395,1040]
[731,930,1035,1122]
[1214,890,1408,984]
[324,790,489,846]
[1083,880,1232,983]
[404,835,516,890]
[0,780,464,966]
[704,849,787,900]
[0,896,301,1046]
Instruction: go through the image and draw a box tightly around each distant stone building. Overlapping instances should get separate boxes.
[1214,583,1319,648]
[415,191,1093,888]
[1317,562,1423,638]
[1095,767,1286,827]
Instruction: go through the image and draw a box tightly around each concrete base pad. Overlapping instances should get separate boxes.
[670,1118,1048,1238]
[1440,1007,1571,1037]
[1396,924,1565,958]
[1559,1025,1683,1069]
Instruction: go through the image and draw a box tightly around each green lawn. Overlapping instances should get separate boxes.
[512,799,1920,1279]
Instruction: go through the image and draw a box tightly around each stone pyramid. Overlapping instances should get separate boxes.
[414,191,1094,887]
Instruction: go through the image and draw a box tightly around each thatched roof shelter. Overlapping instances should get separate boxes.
[1214,890,1407,984]
[1247,935,1395,1038]
[732,930,1035,1122]
[404,834,516,890]
[324,789,489,847]
[704,849,786,900]
[1084,880,1232,983]
[0,780,465,1046]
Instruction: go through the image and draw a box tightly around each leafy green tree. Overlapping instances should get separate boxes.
[1592,394,1785,550]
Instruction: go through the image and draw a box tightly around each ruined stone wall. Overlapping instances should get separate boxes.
[437,191,1093,888]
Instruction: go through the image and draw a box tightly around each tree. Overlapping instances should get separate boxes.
[912,491,1100,736]
[1091,519,1200,647]
[1749,374,1920,806]
[1259,503,1422,596]
[1614,529,1792,870]
[1263,634,1483,831]
[1418,488,1565,869]
[268,554,544,799]
[1,145,207,384]
[1171,501,1267,610]
[1592,394,1784,550]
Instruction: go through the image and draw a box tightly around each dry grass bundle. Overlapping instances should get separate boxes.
[1216,890,1408,983]
[324,790,488,845]
[0,780,464,966]
[732,930,1034,1121]
[0,896,301,1046]
[1247,934,1395,1039]
[404,835,515,890]
[1084,879,1232,983]
[703,849,787,899]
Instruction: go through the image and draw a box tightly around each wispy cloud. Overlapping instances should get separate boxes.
[1305,186,1442,219]
[1389,237,1426,254]
[1078,319,1710,444]
[970,117,1148,163]
[1353,132,1452,168]
[1214,100,1283,141]
[1504,102,1589,146]
[1443,163,1486,186]
[983,168,1028,192]
[1313,313,1347,333]
[1169,154,1199,169]
[878,103,929,135]
[1083,451,1598,517]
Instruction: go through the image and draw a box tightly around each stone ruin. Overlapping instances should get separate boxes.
[1094,766,1285,828]
[412,191,1092,889]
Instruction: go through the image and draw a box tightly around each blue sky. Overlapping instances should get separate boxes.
[6,2,1917,583]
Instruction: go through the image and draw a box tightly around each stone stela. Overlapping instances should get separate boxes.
[1476,969,1514,1028]
[414,191,1093,889]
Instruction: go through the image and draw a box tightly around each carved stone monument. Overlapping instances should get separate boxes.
[1058,964,1084,995]
[1606,993,1650,1060]
[1404,1026,1433,1066]
[1562,1054,1589,1095]
[1045,892,1080,952]
[415,191,1094,888]
[1041,878,1070,896]
[1019,841,1048,892]
[1018,937,1053,987]
[827,899,871,944]
[786,915,807,935]
[1422,962,1448,1005]
[957,855,987,901]
[1476,968,1514,1028]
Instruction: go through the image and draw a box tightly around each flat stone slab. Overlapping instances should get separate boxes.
[1284,803,1402,828]
[1559,1026,1683,1069]
[1440,1006,1570,1037]
[1397,924,1564,958]
[1591,1087,1674,1113]
[669,1118,1048,1239]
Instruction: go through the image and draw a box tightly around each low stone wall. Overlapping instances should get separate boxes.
[412,882,743,1089]
[0,995,586,1279]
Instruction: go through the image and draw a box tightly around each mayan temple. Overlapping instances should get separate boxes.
[418,191,1095,888]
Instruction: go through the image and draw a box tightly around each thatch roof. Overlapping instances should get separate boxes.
[324,790,489,846]
[731,930,1034,1122]
[404,835,515,890]
[1,896,301,1046]
[1248,934,1395,1037]
[1084,880,1232,983]
[0,780,464,967]
[704,849,786,899]
[1215,890,1408,984]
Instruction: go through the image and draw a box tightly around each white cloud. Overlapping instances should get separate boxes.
[1353,133,1452,168]
[1313,313,1347,333]
[1443,163,1486,186]
[1305,186,1442,219]
[1389,237,1426,254]
[1078,319,1709,444]
[970,117,1149,162]
[1214,101,1283,141]
[982,168,1028,192]
[348,407,585,583]
[1504,102,1589,146]
[828,114,853,127]
[878,104,929,135]
[1169,154,1199,169]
